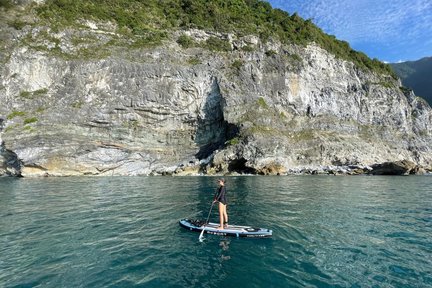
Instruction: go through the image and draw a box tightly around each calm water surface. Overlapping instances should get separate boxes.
[0,176,431,287]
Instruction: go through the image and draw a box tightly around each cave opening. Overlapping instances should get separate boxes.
[228,157,257,174]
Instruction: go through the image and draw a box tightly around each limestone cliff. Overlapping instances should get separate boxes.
[0,4,431,176]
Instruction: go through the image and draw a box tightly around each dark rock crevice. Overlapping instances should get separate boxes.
[228,157,257,174]
[194,78,239,160]
[0,143,22,177]
[0,118,22,176]
[369,160,419,175]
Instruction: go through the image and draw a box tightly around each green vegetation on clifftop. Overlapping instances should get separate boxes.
[0,0,13,9]
[11,0,394,76]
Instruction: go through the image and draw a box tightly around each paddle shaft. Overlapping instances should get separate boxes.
[199,198,217,241]
[199,191,219,241]
[204,200,216,224]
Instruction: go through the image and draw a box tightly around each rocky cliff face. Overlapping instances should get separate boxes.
[1,25,431,176]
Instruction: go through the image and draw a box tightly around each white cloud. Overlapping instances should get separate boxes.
[269,0,432,61]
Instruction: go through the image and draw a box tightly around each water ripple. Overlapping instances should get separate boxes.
[1,176,431,287]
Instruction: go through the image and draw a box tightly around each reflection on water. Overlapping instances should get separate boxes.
[0,176,431,287]
[219,239,231,261]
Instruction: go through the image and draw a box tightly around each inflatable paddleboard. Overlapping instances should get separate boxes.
[179,219,272,238]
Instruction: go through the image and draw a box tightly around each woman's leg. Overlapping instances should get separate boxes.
[218,202,224,229]
[223,205,228,226]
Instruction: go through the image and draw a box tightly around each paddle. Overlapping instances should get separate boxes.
[199,200,216,242]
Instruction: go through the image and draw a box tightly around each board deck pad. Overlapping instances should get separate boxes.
[179,219,272,238]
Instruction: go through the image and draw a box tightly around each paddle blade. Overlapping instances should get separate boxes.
[198,227,205,242]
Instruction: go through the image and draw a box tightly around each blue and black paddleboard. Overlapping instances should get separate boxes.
[179,219,272,238]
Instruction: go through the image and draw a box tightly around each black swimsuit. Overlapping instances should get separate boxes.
[215,186,227,205]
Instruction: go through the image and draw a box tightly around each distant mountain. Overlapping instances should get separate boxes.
[391,57,432,105]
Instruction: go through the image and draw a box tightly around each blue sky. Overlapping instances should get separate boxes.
[268,0,432,63]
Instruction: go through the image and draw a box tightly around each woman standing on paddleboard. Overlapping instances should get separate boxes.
[214,178,228,230]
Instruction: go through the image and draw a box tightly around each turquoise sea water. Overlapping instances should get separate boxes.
[0,176,431,287]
